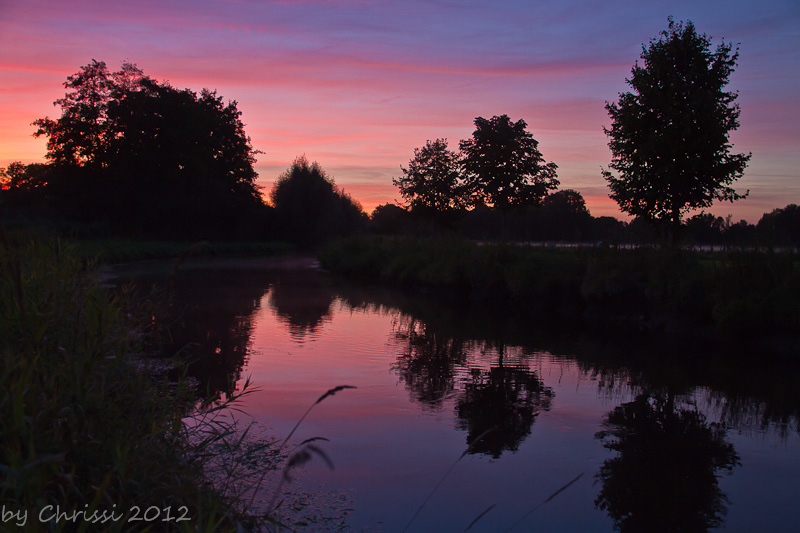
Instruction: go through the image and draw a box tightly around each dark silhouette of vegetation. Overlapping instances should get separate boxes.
[460,115,559,212]
[269,156,366,247]
[603,18,751,243]
[369,203,413,235]
[0,239,270,530]
[595,390,740,532]
[321,237,800,340]
[0,161,48,191]
[390,115,560,236]
[393,138,466,226]
[757,204,800,247]
[20,60,271,239]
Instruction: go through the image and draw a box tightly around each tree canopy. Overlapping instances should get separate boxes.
[31,60,267,239]
[460,115,559,212]
[757,204,800,247]
[603,19,751,241]
[393,138,465,218]
[269,156,365,246]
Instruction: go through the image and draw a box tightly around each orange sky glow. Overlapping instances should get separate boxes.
[2,0,798,222]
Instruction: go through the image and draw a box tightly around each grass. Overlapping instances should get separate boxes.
[72,238,295,264]
[320,236,800,342]
[0,231,353,531]
[0,233,254,531]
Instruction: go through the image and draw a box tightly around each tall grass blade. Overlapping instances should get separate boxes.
[464,503,496,531]
[249,385,355,513]
[504,472,584,532]
[280,385,357,448]
[402,427,496,532]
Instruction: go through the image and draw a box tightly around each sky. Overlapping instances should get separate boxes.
[1,0,798,222]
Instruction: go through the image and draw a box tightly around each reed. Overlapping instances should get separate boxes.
[321,236,800,340]
[0,234,256,531]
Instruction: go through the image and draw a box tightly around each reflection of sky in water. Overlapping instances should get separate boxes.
[231,291,800,531]
[117,261,800,531]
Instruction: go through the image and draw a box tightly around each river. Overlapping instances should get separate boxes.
[113,257,800,532]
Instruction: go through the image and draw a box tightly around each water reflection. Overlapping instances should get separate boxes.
[391,317,553,457]
[115,263,800,530]
[159,267,271,398]
[392,318,468,408]
[269,271,335,341]
[595,390,740,532]
[456,362,553,457]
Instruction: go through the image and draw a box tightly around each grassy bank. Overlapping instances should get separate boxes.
[72,238,294,264]
[0,236,263,531]
[319,236,800,341]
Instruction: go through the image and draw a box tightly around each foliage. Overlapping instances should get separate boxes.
[757,204,800,247]
[603,18,751,239]
[30,60,268,239]
[321,237,800,339]
[369,203,412,235]
[393,138,466,222]
[459,115,559,212]
[269,156,366,247]
[0,236,252,531]
[32,60,139,168]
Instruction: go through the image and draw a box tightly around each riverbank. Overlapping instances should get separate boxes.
[73,237,295,263]
[0,237,274,531]
[319,236,800,349]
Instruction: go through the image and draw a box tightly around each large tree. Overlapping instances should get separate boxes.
[603,19,751,242]
[393,138,466,222]
[459,115,559,212]
[270,156,365,246]
[32,60,267,238]
[33,60,147,168]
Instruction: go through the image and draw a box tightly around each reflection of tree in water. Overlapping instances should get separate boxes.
[391,318,468,408]
[268,272,335,341]
[162,268,273,399]
[455,348,553,458]
[391,319,554,457]
[595,391,740,532]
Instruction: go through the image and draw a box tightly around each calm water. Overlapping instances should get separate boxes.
[115,258,800,532]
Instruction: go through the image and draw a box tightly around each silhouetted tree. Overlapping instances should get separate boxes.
[758,204,800,247]
[103,79,265,237]
[0,162,27,190]
[589,216,626,243]
[595,390,740,532]
[393,138,465,226]
[539,189,592,241]
[31,60,268,238]
[369,203,411,235]
[685,212,726,245]
[0,161,51,213]
[603,19,751,244]
[460,115,559,213]
[33,60,143,168]
[723,219,757,247]
[270,156,365,246]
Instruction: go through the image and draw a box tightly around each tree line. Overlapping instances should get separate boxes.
[0,60,363,246]
[1,19,798,247]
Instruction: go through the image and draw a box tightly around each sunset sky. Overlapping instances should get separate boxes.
[2,0,798,221]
